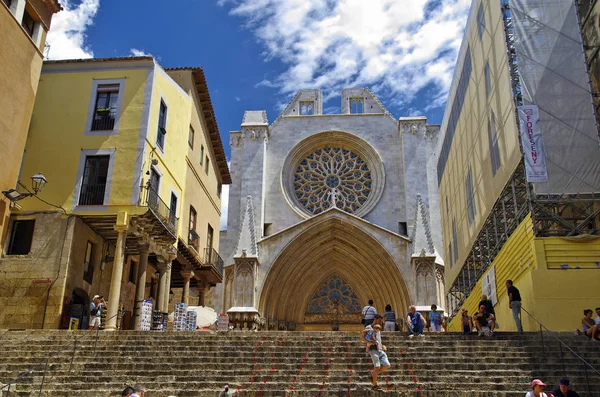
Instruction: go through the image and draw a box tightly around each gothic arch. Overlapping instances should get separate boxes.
[259,216,410,327]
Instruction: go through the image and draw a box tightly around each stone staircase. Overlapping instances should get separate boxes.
[0,330,599,396]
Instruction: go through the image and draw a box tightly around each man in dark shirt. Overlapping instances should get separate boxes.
[552,378,580,397]
[506,280,523,332]
[474,305,495,336]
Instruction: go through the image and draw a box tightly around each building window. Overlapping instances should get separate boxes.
[452,219,458,263]
[91,84,119,131]
[437,47,472,184]
[205,157,209,174]
[465,168,476,225]
[217,182,222,198]
[188,126,194,149]
[7,219,35,255]
[21,9,35,38]
[207,224,214,251]
[484,62,491,99]
[448,242,453,269]
[189,206,199,251]
[199,145,204,165]
[477,2,486,39]
[264,223,272,237]
[446,196,449,214]
[300,101,314,115]
[79,156,110,205]
[83,241,94,284]
[488,112,502,175]
[350,98,364,114]
[129,259,137,284]
[398,222,407,236]
[169,192,178,224]
[156,101,167,150]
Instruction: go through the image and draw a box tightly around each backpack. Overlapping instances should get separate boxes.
[91,304,100,316]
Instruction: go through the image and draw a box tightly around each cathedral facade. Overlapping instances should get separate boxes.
[211,89,444,331]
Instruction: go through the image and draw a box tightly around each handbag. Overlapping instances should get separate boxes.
[361,318,366,324]
[394,322,400,331]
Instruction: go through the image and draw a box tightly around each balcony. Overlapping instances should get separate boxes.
[78,184,106,206]
[91,109,116,131]
[139,185,178,238]
[188,228,200,252]
[204,248,224,278]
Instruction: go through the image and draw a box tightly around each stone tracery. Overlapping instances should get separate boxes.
[293,147,372,215]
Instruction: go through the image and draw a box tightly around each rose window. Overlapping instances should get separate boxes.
[293,147,372,215]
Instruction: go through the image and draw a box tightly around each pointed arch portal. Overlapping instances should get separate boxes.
[259,217,410,330]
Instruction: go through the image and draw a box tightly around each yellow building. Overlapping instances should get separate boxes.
[0,0,61,255]
[439,0,600,332]
[0,57,230,330]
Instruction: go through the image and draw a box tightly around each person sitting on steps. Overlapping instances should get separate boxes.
[407,305,425,337]
[582,309,599,342]
[461,309,473,334]
[526,379,553,397]
[474,304,495,337]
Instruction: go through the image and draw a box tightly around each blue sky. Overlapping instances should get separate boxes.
[46,0,471,229]
[47,0,471,162]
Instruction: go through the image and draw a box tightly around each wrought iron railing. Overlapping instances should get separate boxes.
[139,186,178,237]
[78,184,106,206]
[204,247,224,276]
[90,110,116,131]
[188,229,200,252]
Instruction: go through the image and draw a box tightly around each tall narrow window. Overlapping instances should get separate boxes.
[147,168,160,208]
[488,112,502,175]
[83,241,94,284]
[484,62,491,99]
[300,101,314,115]
[448,242,453,269]
[189,206,198,251]
[207,224,214,251]
[21,9,35,38]
[7,219,35,255]
[204,157,210,174]
[91,84,119,131]
[350,98,364,114]
[452,219,458,263]
[188,126,195,148]
[79,156,110,205]
[477,2,486,39]
[169,193,178,224]
[217,182,222,198]
[156,101,167,150]
[465,168,476,225]
[199,145,204,165]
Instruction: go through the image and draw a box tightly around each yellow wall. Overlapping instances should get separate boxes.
[0,4,45,250]
[167,70,223,254]
[439,0,523,288]
[448,215,600,332]
[21,66,150,213]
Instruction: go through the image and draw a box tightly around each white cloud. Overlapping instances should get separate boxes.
[130,48,152,57]
[45,0,100,60]
[223,0,471,109]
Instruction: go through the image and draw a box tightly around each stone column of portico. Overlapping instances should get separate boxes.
[181,270,194,305]
[105,225,128,331]
[197,283,206,306]
[156,260,170,312]
[133,243,150,330]
[163,264,172,312]
[432,260,439,308]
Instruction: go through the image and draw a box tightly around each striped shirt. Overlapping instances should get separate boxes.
[384,311,396,323]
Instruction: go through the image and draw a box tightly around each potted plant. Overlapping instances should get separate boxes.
[96,107,111,115]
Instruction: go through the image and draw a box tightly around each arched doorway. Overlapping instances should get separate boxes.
[259,217,410,331]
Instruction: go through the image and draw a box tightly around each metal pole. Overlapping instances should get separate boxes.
[559,340,565,378]
[539,325,545,357]
[38,357,50,396]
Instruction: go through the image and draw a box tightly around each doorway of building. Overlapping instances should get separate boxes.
[69,288,90,329]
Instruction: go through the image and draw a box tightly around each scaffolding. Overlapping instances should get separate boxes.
[446,0,600,319]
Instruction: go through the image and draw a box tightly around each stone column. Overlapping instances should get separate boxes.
[156,261,170,312]
[181,270,194,305]
[197,284,206,306]
[163,264,172,313]
[105,225,128,331]
[133,243,150,330]
[432,260,439,307]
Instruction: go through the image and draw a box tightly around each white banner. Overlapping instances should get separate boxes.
[482,265,498,307]
[518,105,548,183]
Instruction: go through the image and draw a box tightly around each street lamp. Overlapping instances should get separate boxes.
[2,172,48,202]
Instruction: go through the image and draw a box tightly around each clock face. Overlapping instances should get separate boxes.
[293,147,372,215]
